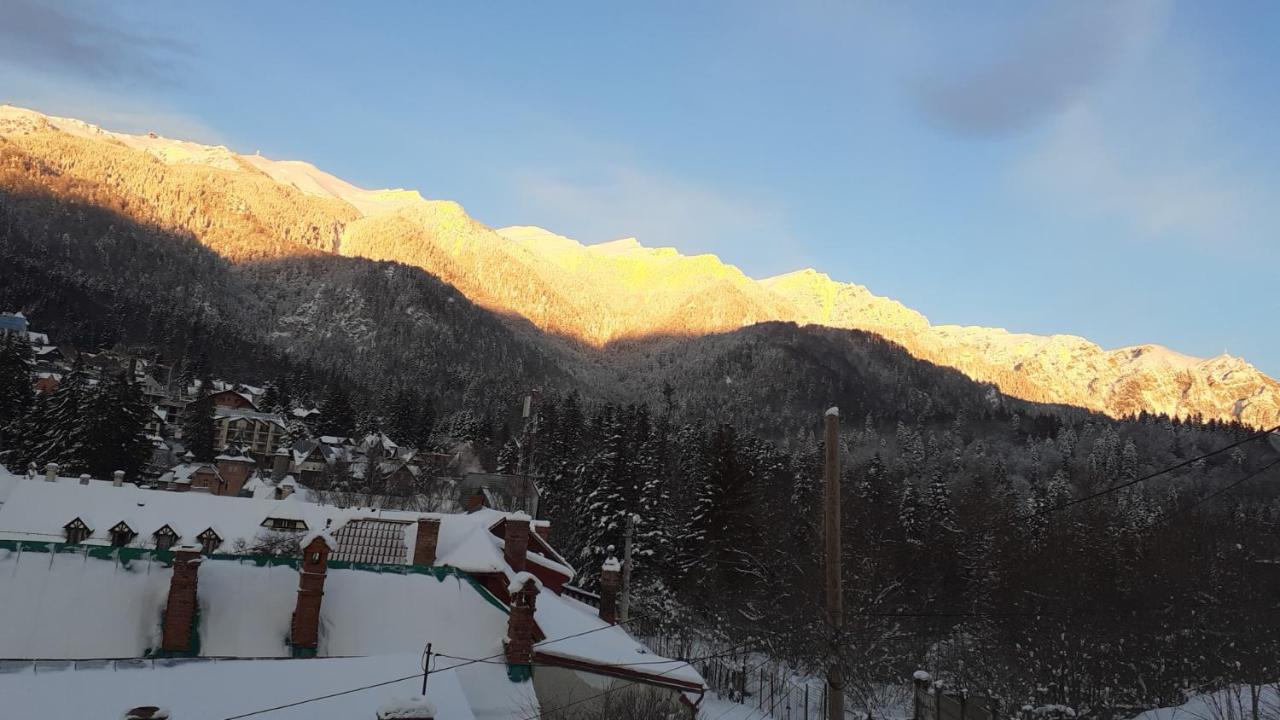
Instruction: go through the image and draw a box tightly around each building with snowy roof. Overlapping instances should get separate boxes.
[0,468,704,718]
[0,310,28,334]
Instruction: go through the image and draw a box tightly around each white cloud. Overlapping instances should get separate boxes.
[1017,104,1270,249]
[510,163,787,259]
[0,67,224,145]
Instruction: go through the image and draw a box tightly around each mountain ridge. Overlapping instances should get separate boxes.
[2,104,1275,426]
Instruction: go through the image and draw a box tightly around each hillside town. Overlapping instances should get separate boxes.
[0,309,712,718]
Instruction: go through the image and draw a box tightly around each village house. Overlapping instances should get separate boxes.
[0,467,705,718]
[214,406,287,460]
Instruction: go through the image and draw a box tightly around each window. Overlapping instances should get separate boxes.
[197,528,222,554]
[261,517,307,531]
[153,525,179,551]
[109,521,136,548]
[64,518,91,544]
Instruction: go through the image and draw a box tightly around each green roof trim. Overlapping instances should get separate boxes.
[0,539,509,613]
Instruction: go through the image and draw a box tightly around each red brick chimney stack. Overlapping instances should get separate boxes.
[503,512,531,572]
[291,534,332,654]
[599,555,622,624]
[505,577,539,666]
[412,517,441,566]
[161,545,203,653]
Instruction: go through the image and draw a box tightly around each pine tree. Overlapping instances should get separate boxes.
[900,481,923,546]
[24,356,91,472]
[0,333,33,454]
[81,369,152,478]
[182,375,218,462]
[927,469,955,529]
[576,405,630,584]
[318,384,356,438]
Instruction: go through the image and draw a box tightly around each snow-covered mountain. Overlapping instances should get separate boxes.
[2,104,1276,426]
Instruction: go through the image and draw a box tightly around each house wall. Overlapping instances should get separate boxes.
[532,666,690,717]
[216,460,252,496]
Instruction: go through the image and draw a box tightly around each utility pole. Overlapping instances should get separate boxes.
[619,513,636,622]
[421,641,433,696]
[823,406,843,720]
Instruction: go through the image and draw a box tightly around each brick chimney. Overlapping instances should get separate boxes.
[161,546,203,654]
[272,448,290,481]
[464,492,484,512]
[44,462,58,482]
[412,518,441,566]
[503,512,531,572]
[113,470,125,488]
[599,556,621,624]
[505,578,539,667]
[290,534,332,655]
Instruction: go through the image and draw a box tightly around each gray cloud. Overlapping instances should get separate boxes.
[0,0,190,85]
[912,0,1163,136]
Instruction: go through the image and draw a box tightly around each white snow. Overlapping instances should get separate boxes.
[507,571,543,595]
[300,528,339,552]
[699,692,774,719]
[826,406,840,417]
[1130,686,1279,720]
[0,470,551,576]
[376,696,436,719]
[0,549,169,657]
[601,557,621,572]
[0,653,490,720]
[533,589,703,687]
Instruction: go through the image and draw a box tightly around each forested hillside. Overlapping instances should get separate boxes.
[3,104,1278,428]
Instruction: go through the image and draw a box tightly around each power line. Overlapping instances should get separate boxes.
[1137,456,1280,531]
[520,617,827,720]
[221,611,658,719]
[980,424,1280,532]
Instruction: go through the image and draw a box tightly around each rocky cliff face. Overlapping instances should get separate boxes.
[3,104,1275,426]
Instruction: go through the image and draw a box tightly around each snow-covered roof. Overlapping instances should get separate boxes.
[156,462,221,486]
[0,651,520,720]
[0,470,541,574]
[214,406,285,427]
[534,589,704,688]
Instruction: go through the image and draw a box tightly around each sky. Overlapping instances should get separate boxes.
[2,1,1278,373]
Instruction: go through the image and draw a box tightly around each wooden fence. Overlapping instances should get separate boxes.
[914,678,998,720]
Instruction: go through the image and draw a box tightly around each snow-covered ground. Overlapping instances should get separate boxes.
[1132,685,1280,720]
[699,691,776,719]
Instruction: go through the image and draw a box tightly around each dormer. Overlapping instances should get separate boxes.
[152,524,179,551]
[108,521,137,547]
[197,527,223,554]
[63,517,92,544]
[261,517,307,532]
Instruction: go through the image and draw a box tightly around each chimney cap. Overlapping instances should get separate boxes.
[507,571,543,595]
[377,696,436,720]
[122,707,170,720]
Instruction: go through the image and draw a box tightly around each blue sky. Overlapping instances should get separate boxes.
[2,1,1278,373]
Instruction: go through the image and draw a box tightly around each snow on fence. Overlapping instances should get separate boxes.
[636,630,829,720]
[914,677,998,720]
